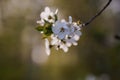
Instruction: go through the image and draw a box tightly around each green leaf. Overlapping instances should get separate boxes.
[43,26,53,36]
[55,14,58,21]
[44,19,50,24]
[36,20,53,37]
[35,26,44,31]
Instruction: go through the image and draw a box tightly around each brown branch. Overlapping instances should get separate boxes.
[83,0,112,26]
[115,35,120,40]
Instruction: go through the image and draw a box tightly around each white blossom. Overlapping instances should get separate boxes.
[64,16,82,46]
[52,21,70,39]
[51,34,69,52]
[37,7,58,27]
[40,7,57,23]
[51,16,82,53]
[36,7,83,55]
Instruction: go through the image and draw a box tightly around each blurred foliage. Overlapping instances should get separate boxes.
[0,0,120,80]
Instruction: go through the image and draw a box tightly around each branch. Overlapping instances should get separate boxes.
[83,0,112,26]
[115,35,120,40]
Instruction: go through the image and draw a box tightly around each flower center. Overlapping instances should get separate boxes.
[48,16,52,20]
[60,27,65,32]
[68,36,71,39]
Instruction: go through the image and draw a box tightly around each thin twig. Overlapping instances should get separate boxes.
[83,0,112,26]
[115,35,120,40]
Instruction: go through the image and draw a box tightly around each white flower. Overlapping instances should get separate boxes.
[68,16,81,34]
[50,34,69,52]
[52,21,70,39]
[36,7,83,54]
[45,39,50,55]
[37,7,58,26]
[40,7,58,23]
[72,22,82,41]
[64,16,82,46]
[51,16,82,52]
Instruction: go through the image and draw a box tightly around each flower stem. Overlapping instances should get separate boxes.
[83,0,112,26]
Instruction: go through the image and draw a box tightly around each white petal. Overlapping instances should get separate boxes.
[45,7,51,13]
[52,26,60,34]
[52,21,69,38]
[69,26,75,34]
[69,16,72,24]
[49,12,54,17]
[73,34,80,41]
[51,34,55,39]
[46,48,50,55]
[60,44,68,52]
[49,19,54,23]
[66,38,75,43]
[45,39,50,55]
[36,20,44,26]
[36,20,41,24]
[40,12,48,19]
[73,42,78,46]
[66,42,72,47]
[51,34,58,39]
[61,19,66,22]
[55,9,58,14]
[74,24,81,30]
[55,46,59,50]
[51,38,58,45]
[58,32,66,39]
[75,30,82,36]
[63,47,68,52]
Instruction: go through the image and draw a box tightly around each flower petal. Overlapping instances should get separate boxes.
[45,39,50,55]
[40,12,47,19]
[66,42,72,47]
[36,20,44,26]
[45,7,51,13]
[69,16,72,24]
[75,30,82,36]
[52,26,60,34]
[73,42,78,46]
[60,44,68,52]
[73,34,80,41]
[55,9,58,14]
[58,32,66,39]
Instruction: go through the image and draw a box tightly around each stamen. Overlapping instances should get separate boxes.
[60,27,65,32]
[48,16,52,20]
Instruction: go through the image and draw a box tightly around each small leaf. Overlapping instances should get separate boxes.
[43,26,52,36]
[55,14,58,21]
[44,19,50,24]
[35,26,44,31]
[44,23,52,28]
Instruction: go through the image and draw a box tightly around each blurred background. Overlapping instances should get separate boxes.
[0,0,120,80]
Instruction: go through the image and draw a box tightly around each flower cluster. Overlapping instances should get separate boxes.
[36,7,82,55]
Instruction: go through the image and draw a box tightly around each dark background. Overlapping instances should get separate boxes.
[0,0,120,80]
